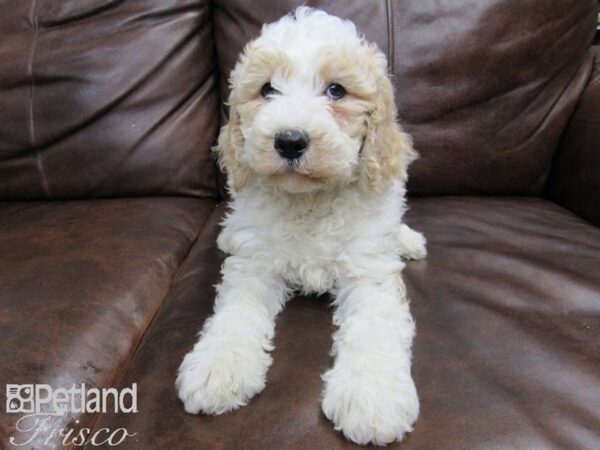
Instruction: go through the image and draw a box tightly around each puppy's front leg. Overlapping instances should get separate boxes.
[322,275,419,446]
[177,256,287,415]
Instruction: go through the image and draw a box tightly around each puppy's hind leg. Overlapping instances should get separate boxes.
[177,256,289,415]
[398,224,427,260]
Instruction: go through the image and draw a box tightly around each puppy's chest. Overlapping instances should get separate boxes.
[266,217,349,292]
[220,207,355,293]
[277,225,346,293]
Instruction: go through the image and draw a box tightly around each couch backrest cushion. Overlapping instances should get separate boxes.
[0,0,219,199]
[213,0,598,195]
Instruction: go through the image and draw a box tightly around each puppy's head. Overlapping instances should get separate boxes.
[217,7,416,194]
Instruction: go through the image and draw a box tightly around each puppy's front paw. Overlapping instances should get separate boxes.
[321,366,419,446]
[398,224,427,260]
[176,342,271,415]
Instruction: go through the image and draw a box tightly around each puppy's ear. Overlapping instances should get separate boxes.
[214,101,252,193]
[362,52,417,192]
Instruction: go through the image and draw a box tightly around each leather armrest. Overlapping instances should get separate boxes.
[547,47,600,227]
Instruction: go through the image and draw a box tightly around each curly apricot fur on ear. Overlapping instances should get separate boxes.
[362,66,418,192]
[214,103,253,193]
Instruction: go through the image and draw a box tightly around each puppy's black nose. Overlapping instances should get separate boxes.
[274,129,309,160]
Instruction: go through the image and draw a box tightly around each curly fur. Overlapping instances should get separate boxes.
[177,7,426,446]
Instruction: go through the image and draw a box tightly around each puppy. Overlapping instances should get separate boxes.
[177,7,426,446]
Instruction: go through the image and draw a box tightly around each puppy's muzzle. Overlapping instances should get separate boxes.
[274,129,309,161]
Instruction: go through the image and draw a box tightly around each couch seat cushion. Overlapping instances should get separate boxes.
[0,197,214,449]
[87,197,600,449]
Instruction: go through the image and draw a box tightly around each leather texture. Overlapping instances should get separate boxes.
[213,0,598,196]
[0,198,214,449]
[547,46,600,227]
[88,197,600,449]
[0,0,219,200]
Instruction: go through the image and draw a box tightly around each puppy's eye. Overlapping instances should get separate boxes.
[325,83,346,100]
[261,82,280,98]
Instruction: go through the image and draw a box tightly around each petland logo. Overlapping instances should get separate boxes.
[6,383,138,447]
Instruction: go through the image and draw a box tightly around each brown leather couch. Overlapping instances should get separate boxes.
[1,1,599,449]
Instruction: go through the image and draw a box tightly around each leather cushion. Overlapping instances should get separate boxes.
[88,197,600,449]
[0,0,219,200]
[0,197,214,449]
[213,0,598,196]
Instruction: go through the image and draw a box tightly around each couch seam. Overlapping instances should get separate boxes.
[82,203,219,448]
[544,50,596,199]
[386,0,395,77]
[28,0,51,199]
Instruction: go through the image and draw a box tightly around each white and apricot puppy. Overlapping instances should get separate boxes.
[177,7,426,446]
